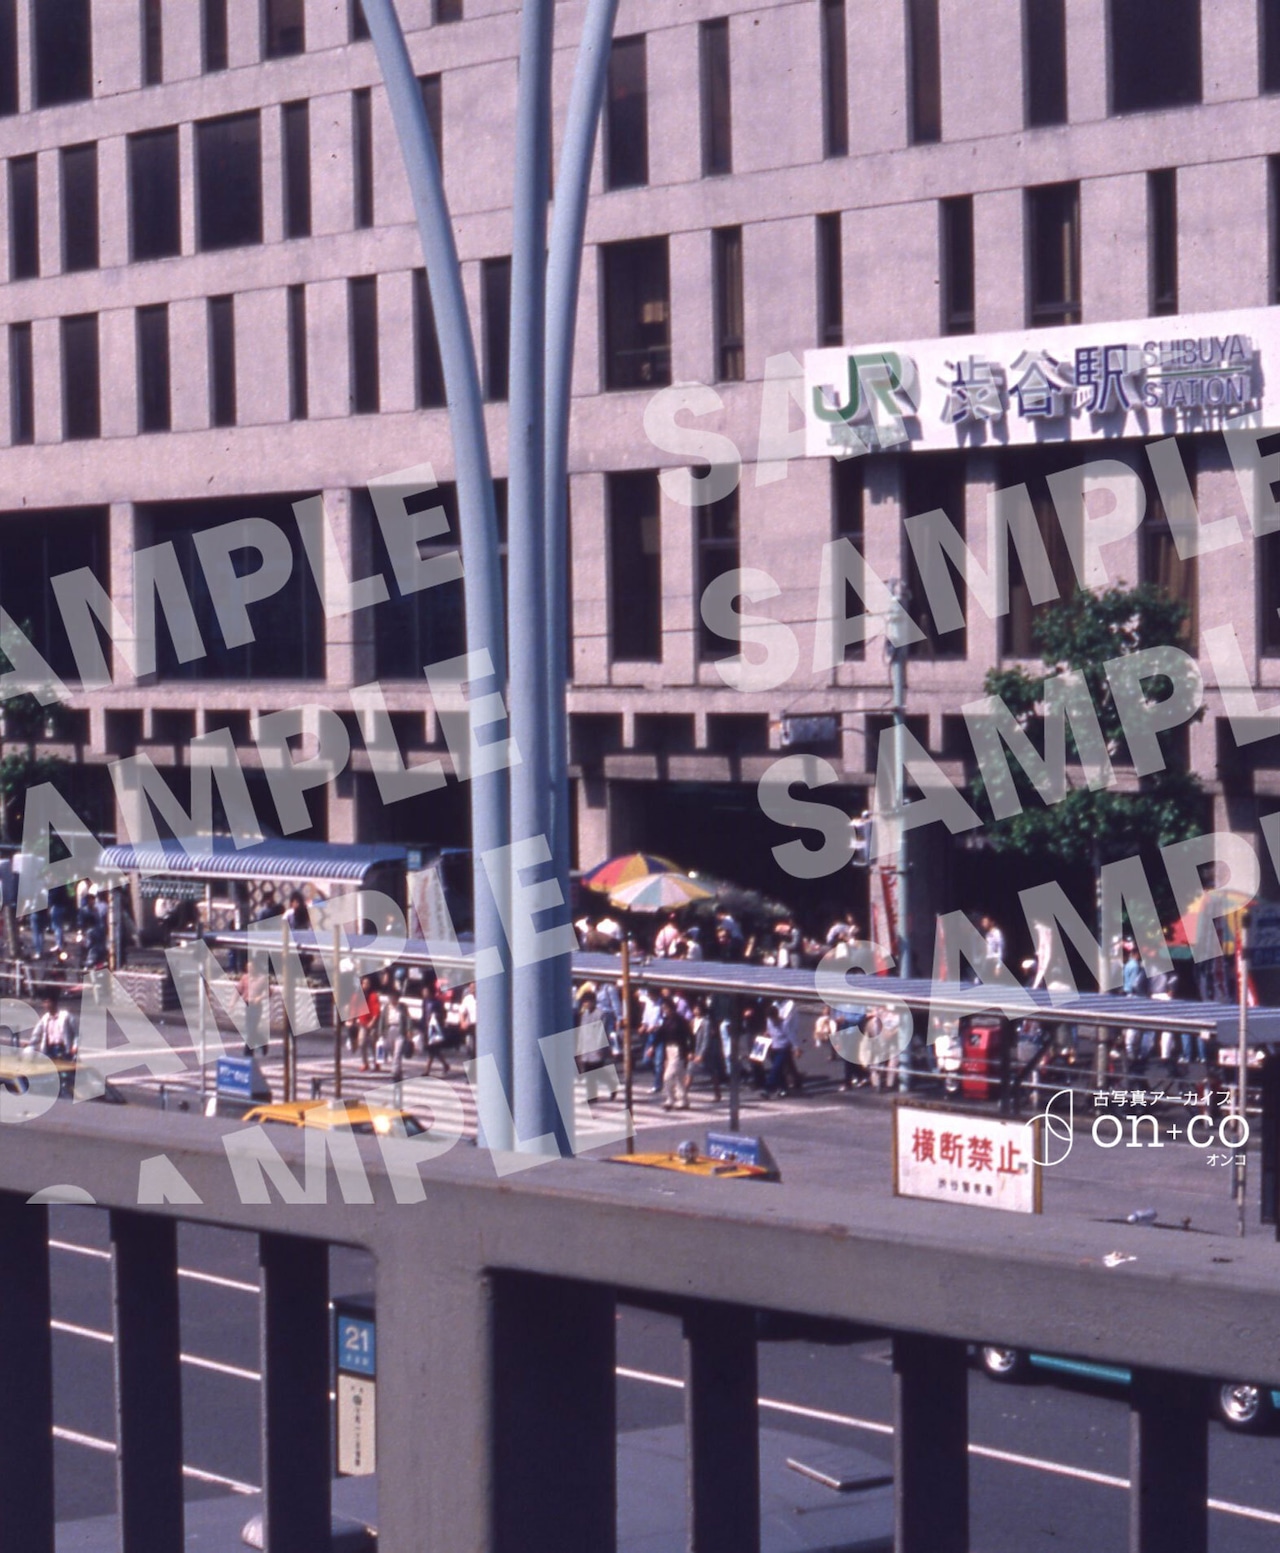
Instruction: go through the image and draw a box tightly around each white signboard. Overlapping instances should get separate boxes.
[893,1102,1040,1214]
[336,1373,377,1476]
[805,305,1280,459]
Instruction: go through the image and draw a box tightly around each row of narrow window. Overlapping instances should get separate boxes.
[0,0,458,110]
[7,273,450,443]
[612,0,1280,183]
[0,161,1245,449]
[7,1,1265,132]
[608,443,1200,670]
[5,81,441,279]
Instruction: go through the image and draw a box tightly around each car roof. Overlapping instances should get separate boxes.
[242,1099,412,1131]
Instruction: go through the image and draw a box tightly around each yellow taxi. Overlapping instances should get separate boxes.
[242,1099,427,1136]
[0,1051,127,1105]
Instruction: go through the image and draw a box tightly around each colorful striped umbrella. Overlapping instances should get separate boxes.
[607,871,714,914]
[582,852,684,895]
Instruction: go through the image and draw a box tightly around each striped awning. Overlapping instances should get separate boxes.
[97,837,407,886]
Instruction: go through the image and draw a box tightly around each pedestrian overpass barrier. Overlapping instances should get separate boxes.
[2,1103,1275,1553]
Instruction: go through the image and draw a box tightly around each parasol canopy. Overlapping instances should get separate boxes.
[607,872,714,914]
[583,853,684,894]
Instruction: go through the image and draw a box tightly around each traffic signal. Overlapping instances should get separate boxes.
[849,813,873,867]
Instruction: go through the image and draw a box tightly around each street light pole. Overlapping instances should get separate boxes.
[363,0,513,1148]
[888,582,912,980]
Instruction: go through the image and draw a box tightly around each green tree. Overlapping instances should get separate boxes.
[972,584,1207,910]
[0,692,71,844]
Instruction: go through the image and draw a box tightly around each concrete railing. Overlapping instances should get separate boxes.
[3,1105,1278,1553]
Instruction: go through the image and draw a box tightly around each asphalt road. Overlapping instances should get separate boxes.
[45,1203,1280,1552]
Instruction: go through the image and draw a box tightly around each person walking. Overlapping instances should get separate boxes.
[421,988,451,1077]
[29,992,77,1059]
[237,960,269,1055]
[691,996,727,1102]
[380,986,413,1089]
[355,975,381,1072]
[656,996,693,1111]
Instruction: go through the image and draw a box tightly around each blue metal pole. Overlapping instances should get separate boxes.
[362,0,512,1149]
[544,0,620,1074]
[509,0,571,1152]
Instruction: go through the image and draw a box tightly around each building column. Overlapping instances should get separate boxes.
[892,1332,968,1553]
[491,1271,616,1553]
[111,1211,184,1553]
[683,1300,760,1553]
[259,1233,330,1553]
[0,1193,54,1553]
[1129,1367,1208,1553]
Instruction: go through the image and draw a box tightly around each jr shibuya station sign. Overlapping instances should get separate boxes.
[803,305,1277,458]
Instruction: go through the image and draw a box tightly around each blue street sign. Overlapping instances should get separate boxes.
[337,1314,376,1377]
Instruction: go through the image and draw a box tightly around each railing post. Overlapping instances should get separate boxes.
[259,1233,329,1553]
[892,1332,968,1553]
[110,1211,184,1553]
[0,1194,54,1553]
[1129,1367,1208,1553]
[373,1260,495,1548]
[683,1300,760,1553]
[492,1272,616,1553]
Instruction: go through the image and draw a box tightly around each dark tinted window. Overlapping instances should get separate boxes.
[1027,181,1080,326]
[822,0,848,156]
[288,284,307,421]
[831,456,863,661]
[353,88,374,228]
[817,212,843,346]
[435,0,462,22]
[129,129,180,261]
[283,100,311,238]
[0,1,17,116]
[62,143,99,273]
[602,237,671,390]
[1110,0,1201,114]
[1149,168,1177,316]
[367,483,466,676]
[0,508,106,681]
[904,451,968,659]
[608,471,662,661]
[351,0,369,41]
[9,156,37,281]
[1265,0,1280,93]
[264,0,305,57]
[413,269,446,409]
[1024,0,1067,126]
[9,322,32,445]
[697,487,740,659]
[137,304,171,433]
[204,0,228,71]
[606,35,647,189]
[142,495,324,680]
[143,0,163,85]
[907,0,941,143]
[482,257,511,402]
[209,296,236,427]
[62,314,100,441]
[419,74,443,172]
[35,0,92,107]
[713,226,744,382]
[349,276,380,414]
[940,195,974,335]
[197,113,263,251]
[700,19,732,175]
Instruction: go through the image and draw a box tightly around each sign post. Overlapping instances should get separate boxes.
[334,1296,376,1478]
[893,1100,1041,1214]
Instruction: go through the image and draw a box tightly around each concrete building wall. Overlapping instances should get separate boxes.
[0,0,1268,909]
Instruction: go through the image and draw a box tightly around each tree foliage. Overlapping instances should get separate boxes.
[971,585,1206,870]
